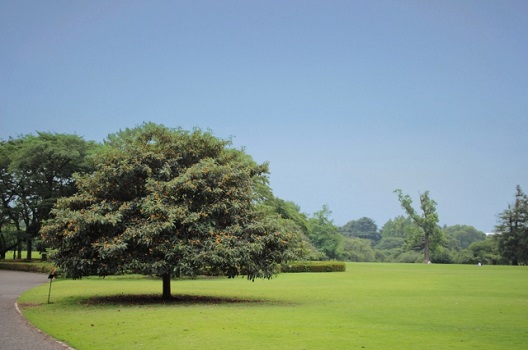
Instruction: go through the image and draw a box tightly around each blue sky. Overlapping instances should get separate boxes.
[1,0,527,233]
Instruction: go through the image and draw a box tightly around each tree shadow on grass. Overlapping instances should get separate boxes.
[81,294,270,306]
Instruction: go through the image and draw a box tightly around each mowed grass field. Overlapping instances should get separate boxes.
[18,263,528,350]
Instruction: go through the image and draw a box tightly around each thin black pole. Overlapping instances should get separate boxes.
[47,269,56,304]
[47,277,53,304]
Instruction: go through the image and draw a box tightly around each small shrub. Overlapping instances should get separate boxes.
[281,261,346,273]
[430,249,454,264]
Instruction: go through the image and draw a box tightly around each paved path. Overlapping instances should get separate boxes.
[0,270,71,350]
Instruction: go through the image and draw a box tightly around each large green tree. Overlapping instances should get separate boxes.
[495,185,528,265]
[0,133,96,259]
[42,123,301,298]
[394,189,444,263]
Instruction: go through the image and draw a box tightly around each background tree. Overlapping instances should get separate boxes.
[42,123,301,299]
[443,225,486,251]
[342,237,376,262]
[307,205,343,260]
[0,219,18,259]
[262,197,321,260]
[379,215,412,238]
[394,189,445,263]
[0,140,22,258]
[462,236,503,265]
[375,236,405,251]
[495,185,528,265]
[339,217,381,243]
[0,133,96,259]
[264,198,309,236]
[375,216,421,262]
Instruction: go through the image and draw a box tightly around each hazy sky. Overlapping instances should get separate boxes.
[2,0,527,233]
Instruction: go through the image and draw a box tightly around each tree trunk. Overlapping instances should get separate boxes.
[27,238,32,260]
[162,273,172,299]
[423,233,430,263]
[16,238,22,259]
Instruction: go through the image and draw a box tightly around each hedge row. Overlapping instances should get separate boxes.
[281,261,346,273]
[0,261,55,274]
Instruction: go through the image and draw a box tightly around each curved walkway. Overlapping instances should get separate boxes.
[0,270,71,350]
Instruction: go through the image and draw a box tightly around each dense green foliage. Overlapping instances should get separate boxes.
[306,205,344,260]
[339,217,380,242]
[260,197,320,260]
[41,123,303,297]
[463,237,503,265]
[276,202,491,264]
[495,186,528,265]
[444,225,486,250]
[0,133,97,259]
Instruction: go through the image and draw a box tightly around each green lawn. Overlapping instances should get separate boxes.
[18,263,528,350]
[3,251,43,260]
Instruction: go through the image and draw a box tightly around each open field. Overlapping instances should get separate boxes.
[18,263,528,350]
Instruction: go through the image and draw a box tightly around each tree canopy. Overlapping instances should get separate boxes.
[339,217,380,242]
[444,225,486,251]
[42,123,301,298]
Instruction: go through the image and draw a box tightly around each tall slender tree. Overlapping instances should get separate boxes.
[394,189,444,263]
[496,185,528,265]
